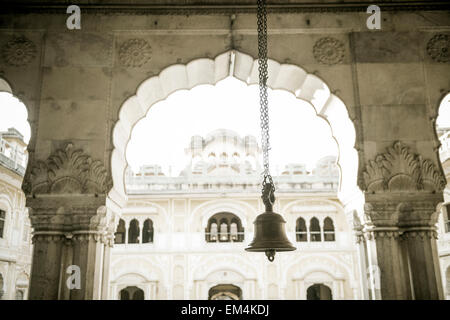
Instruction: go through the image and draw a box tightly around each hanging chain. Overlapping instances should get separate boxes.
[257,0,275,200]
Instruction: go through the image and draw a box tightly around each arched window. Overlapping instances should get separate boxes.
[120,286,144,300]
[443,204,450,233]
[230,222,238,241]
[323,217,335,241]
[307,284,332,300]
[114,219,126,244]
[296,217,307,242]
[15,289,24,300]
[128,219,140,244]
[132,288,145,300]
[208,284,242,300]
[220,152,228,162]
[142,219,154,243]
[209,221,218,241]
[0,273,4,299]
[310,217,321,242]
[0,209,6,239]
[219,220,229,241]
[120,289,130,300]
[205,212,244,243]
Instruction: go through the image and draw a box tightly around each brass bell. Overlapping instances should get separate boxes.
[246,181,296,261]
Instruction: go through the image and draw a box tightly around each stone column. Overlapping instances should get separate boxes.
[139,220,143,244]
[363,197,413,300]
[363,194,444,300]
[352,211,370,300]
[360,141,447,300]
[101,233,114,300]
[27,195,113,300]
[398,197,444,300]
[23,143,115,300]
[27,203,67,300]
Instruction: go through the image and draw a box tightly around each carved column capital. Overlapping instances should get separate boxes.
[31,233,66,244]
[27,195,108,233]
[364,193,442,228]
[365,228,402,240]
[360,141,446,194]
[23,143,112,196]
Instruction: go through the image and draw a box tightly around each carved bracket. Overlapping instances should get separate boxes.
[361,141,446,193]
[23,143,112,196]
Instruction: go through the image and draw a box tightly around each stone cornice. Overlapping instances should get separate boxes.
[2,1,450,15]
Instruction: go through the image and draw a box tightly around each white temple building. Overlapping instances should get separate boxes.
[112,129,365,300]
[0,127,449,300]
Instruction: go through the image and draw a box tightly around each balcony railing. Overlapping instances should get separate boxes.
[0,139,27,176]
[205,232,245,243]
[295,231,336,242]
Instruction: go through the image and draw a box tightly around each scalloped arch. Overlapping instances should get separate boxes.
[111,50,359,199]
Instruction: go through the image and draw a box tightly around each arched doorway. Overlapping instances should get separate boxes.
[306,283,332,300]
[208,284,242,300]
[119,286,145,300]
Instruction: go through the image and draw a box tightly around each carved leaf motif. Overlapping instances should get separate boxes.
[362,141,445,193]
[85,159,112,194]
[23,161,49,194]
[47,144,89,193]
[363,158,386,192]
[418,157,447,192]
[25,143,111,195]
[383,142,420,191]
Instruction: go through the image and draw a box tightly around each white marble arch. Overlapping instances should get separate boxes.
[0,78,12,94]
[119,200,169,232]
[0,193,13,244]
[110,50,359,201]
[188,199,257,232]
[282,198,349,233]
[192,255,258,282]
[110,257,164,300]
[193,263,255,300]
[283,253,356,289]
[286,254,356,300]
[111,256,164,283]
[0,77,31,138]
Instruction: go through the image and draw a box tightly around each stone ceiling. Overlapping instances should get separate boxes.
[3,0,450,12]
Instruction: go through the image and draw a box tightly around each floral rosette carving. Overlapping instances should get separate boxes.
[119,38,152,67]
[426,34,450,63]
[1,35,37,66]
[313,37,345,65]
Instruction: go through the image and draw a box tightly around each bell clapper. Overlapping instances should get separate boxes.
[265,249,275,262]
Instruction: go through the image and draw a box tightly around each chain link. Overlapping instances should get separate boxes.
[257,0,275,196]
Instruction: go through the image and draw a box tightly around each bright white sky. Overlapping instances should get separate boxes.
[126,77,337,176]
[1,83,449,177]
[0,92,31,144]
